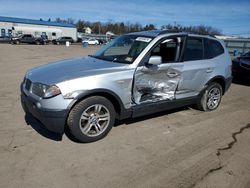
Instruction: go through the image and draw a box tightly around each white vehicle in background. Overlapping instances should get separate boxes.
[12,26,62,41]
[82,38,99,45]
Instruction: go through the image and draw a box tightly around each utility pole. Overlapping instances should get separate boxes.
[99,23,101,35]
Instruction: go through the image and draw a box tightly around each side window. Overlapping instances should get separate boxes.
[1,29,5,36]
[183,37,203,61]
[208,39,224,57]
[204,38,213,59]
[150,37,183,63]
[52,32,56,36]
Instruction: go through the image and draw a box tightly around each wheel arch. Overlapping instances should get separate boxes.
[205,76,226,94]
[67,89,131,120]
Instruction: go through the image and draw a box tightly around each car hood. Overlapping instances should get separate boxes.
[26,56,129,85]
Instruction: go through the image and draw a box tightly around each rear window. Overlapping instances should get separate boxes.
[183,37,203,61]
[208,39,224,58]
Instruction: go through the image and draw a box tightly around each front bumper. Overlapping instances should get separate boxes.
[21,91,68,135]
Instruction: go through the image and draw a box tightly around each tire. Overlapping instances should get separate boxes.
[16,40,20,45]
[57,41,60,45]
[36,41,40,45]
[196,82,222,111]
[67,96,116,143]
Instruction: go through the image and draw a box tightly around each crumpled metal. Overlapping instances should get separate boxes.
[133,68,181,103]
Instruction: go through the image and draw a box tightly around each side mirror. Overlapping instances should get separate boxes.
[148,56,162,65]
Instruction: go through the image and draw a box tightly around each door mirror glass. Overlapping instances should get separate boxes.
[148,56,162,65]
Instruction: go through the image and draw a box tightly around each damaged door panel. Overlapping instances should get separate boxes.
[133,36,184,104]
[133,64,183,104]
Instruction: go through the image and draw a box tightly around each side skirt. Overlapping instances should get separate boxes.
[132,96,198,118]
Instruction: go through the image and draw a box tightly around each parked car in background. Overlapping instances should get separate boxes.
[52,36,74,45]
[232,51,250,80]
[82,38,99,45]
[11,34,47,45]
[0,36,12,43]
[21,30,232,143]
[97,39,107,45]
[77,37,83,43]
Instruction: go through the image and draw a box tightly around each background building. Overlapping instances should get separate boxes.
[0,16,77,41]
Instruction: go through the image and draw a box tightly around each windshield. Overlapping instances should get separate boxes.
[93,35,153,64]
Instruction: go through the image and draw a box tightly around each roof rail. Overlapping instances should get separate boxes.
[158,29,188,35]
[159,29,216,38]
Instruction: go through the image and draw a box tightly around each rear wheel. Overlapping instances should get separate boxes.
[36,41,40,45]
[196,82,222,111]
[67,96,115,143]
[15,40,20,45]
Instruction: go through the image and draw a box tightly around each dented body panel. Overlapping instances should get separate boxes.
[133,63,183,103]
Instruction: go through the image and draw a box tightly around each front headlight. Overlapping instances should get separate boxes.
[44,85,61,98]
[32,83,61,98]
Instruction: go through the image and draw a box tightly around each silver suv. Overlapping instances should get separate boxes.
[21,30,232,142]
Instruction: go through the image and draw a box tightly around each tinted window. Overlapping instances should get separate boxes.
[208,39,224,58]
[204,38,213,59]
[183,37,203,61]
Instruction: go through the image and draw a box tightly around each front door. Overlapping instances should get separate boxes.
[133,36,185,104]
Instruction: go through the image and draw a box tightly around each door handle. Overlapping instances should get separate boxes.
[167,72,178,77]
[206,68,213,73]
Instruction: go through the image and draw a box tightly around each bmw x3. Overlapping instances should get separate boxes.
[21,30,232,142]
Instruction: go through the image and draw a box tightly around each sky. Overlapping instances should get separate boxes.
[0,0,249,36]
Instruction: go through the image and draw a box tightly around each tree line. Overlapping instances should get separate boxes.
[53,18,222,35]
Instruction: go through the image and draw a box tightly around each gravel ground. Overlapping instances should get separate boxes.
[0,43,249,188]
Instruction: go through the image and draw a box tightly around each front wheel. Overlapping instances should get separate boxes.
[67,96,115,143]
[196,82,222,111]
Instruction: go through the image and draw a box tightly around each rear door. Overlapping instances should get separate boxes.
[133,36,185,104]
[176,37,215,99]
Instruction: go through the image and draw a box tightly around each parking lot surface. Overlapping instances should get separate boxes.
[0,44,249,188]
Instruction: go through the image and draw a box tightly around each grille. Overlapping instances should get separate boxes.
[25,79,32,91]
